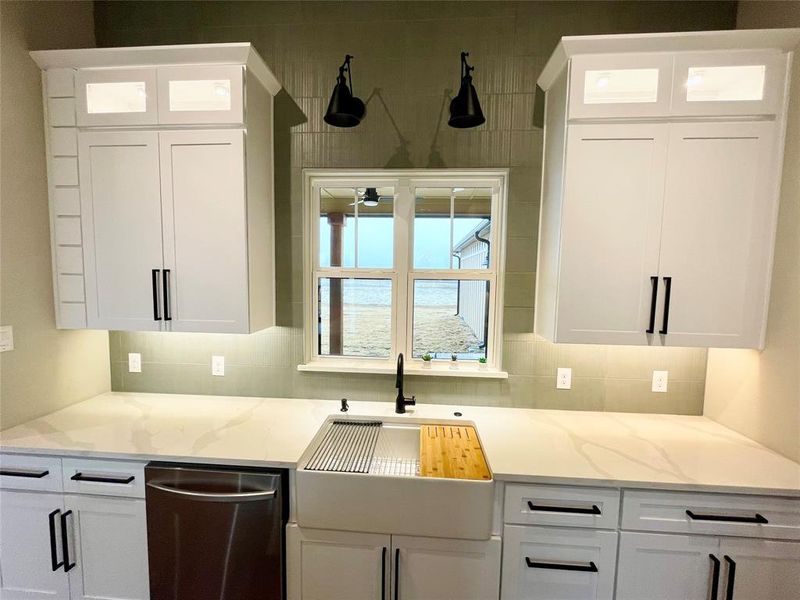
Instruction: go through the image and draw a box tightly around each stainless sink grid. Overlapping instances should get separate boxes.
[303,420,381,473]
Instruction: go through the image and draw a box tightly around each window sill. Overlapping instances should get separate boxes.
[297,360,509,379]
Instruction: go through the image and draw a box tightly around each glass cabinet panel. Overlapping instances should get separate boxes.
[168,80,232,112]
[86,81,147,114]
[157,65,244,125]
[685,65,766,102]
[76,68,157,126]
[583,68,659,104]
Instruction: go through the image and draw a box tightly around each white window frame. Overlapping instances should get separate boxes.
[299,169,509,379]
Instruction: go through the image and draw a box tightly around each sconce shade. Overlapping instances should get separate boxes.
[324,55,366,128]
[448,52,485,129]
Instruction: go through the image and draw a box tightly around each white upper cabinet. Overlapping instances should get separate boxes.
[31,44,282,333]
[157,65,244,124]
[76,67,158,126]
[535,29,799,349]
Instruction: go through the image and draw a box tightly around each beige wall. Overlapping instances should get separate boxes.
[0,1,110,429]
[704,1,800,462]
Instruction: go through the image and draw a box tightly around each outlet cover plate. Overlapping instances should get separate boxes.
[557,367,572,390]
[128,352,141,373]
[212,355,225,376]
[652,370,668,393]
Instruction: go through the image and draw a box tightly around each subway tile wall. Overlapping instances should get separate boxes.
[98,1,736,414]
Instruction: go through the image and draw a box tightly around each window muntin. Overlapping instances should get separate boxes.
[685,65,766,102]
[307,173,505,372]
[86,81,147,114]
[583,68,659,104]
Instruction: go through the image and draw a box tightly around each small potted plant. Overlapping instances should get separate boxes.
[449,353,459,370]
[478,356,488,370]
[421,353,433,368]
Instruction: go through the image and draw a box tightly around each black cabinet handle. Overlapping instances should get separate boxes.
[71,472,135,485]
[709,554,721,600]
[61,510,76,572]
[152,269,162,321]
[525,557,598,572]
[686,510,767,524]
[48,509,63,571]
[381,546,387,600]
[394,548,400,600]
[162,269,171,321]
[527,501,601,515]
[724,555,736,600]
[646,276,658,334]
[659,276,672,334]
[0,468,49,478]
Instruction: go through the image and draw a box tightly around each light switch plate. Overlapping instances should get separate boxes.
[212,355,225,376]
[652,370,668,393]
[0,326,13,352]
[557,367,572,389]
[128,352,142,373]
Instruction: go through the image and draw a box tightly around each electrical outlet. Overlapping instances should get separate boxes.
[0,326,14,352]
[557,367,572,390]
[128,352,141,373]
[652,370,668,393]
[212,355,225,376]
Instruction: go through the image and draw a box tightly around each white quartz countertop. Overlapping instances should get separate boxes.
[2,392,799,496]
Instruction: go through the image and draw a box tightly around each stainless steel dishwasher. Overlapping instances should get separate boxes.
[145,463,286,600]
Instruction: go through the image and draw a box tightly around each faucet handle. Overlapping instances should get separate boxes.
[407,396,416,406]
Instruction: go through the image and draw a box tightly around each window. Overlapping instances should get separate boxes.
[302,171,508,377]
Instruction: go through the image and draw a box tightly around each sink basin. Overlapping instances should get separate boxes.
[295,417,494,540]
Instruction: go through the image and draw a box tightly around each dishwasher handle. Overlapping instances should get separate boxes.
[146,481,276,503]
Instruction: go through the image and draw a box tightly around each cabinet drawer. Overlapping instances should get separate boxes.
[0,454,63,492]
[62,458,146,498]
[622,490,800,540]
[505,484,620,529]
[501,525,617,600]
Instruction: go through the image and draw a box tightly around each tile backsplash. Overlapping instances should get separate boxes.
[100,0,736,414]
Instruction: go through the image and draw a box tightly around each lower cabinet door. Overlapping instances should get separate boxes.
[718,537,800,600]
[391,534,501,600]
[64,494,149,600]
[286,525,390,600]
[0,490,70,599]
[501,525,617,600]
[616,532,720,600]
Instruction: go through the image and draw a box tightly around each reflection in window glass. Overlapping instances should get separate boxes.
[412,279,489,360]
[583,68,659,104]
[318,278,392,358]
[356,187,394,268]
[169,80,232,112]
[414,188,492,269]
[685,65,765,102]
[86,82,147,114]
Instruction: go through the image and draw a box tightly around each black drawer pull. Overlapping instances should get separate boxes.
[0,468,49,478]
[48,509,64,571]
[526,558,598,572]
[709,555,721,600]
[686,510,767,524]
[646,276,658,334]
[527,501,601,515]
[724,555,736,600]
[659,276,672,335]
[61,510,76,572]
[162,269,172,321]
[71,472,135,485]
[152,269,162,321]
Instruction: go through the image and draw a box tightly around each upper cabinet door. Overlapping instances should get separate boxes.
[76,68,158,126]
[657,121,777,348]
[555,123,668,344]
[157,65,244,125]
[79,130,165,331]
[568,53,673,119]
[671,51,788,116]
[159,129,250,333]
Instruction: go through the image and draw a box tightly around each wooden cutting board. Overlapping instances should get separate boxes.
[419,425,491,481]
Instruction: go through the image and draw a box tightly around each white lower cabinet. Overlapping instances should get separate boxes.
[0,490,70,599]
[501,525,617,600]
[287,525,501,600]
[616,532,800,600]
[65,494,149,600]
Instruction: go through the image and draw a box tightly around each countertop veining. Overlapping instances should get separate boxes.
[2,392,799,496]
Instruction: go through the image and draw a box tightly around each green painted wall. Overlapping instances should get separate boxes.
[98,0,736,412]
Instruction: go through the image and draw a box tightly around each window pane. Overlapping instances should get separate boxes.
[86,82,147,114]
[412,279,489,360]
[318,278,392,358]
[356,187,394,268]
[453,188,492,270]
[319,187,356,268]
[583,68,659,104]
[685,65,765,102]
[169,80,232,111]
[414,188,452,269]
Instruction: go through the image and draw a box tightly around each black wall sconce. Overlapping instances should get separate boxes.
[448,52,486,129]
[324,55,366,128]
